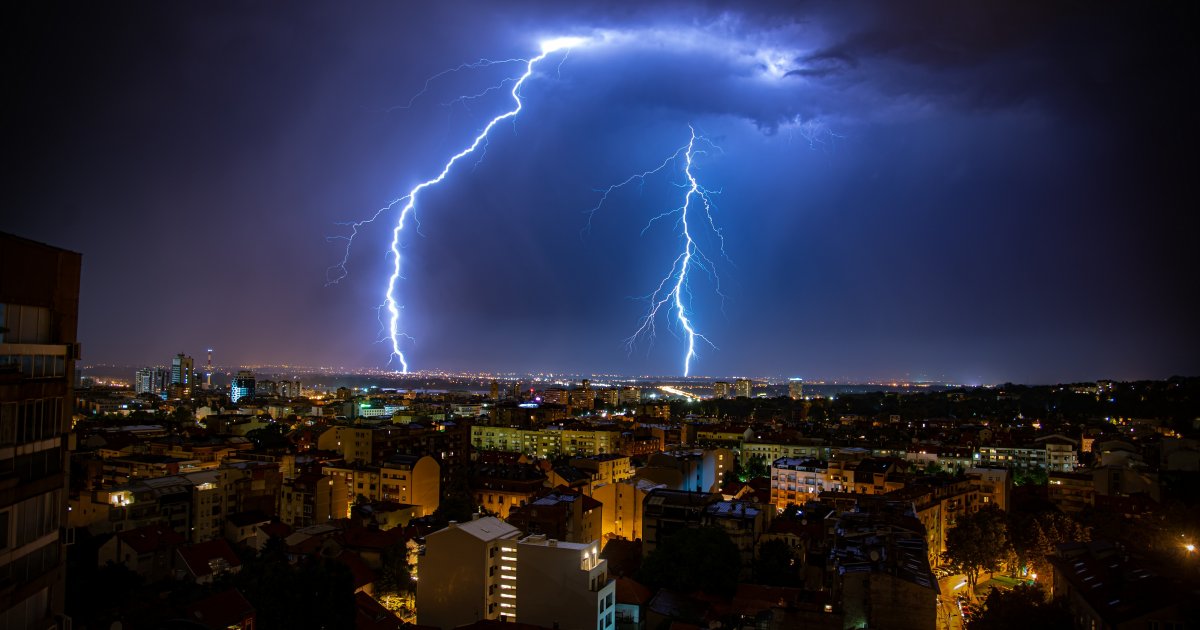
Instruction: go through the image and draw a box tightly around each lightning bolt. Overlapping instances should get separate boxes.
[333,37,586,373]
[590,126,726,377]
[326,58,532,287]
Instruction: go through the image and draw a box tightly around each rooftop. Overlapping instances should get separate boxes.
[448,516,521,542]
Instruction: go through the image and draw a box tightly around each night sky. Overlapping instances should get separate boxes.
[3,2,1196,383]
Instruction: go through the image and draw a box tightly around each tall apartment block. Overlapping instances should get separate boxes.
[0,233,81,628]
[417,516,616,630]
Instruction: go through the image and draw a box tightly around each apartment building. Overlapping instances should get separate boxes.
[570,453,633,488]
[829,509,937,630]
[417,517,617,630]
[379,454,439,516]
[642,448,732,493]
[0,233,80,628]
[518,535,617,630]
[506,489,603,544]
[471,465,548,519]
[591,478,664,541]
[417,517,523,627]
[741,437,826,463]
[279,471,335,528]
[975,435,1078,473]
[471,425,624,458]
[317,426,373,464]
[770,458,830,509]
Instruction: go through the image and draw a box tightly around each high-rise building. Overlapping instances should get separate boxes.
[278,380,301,398]
[618,386,641,406]
[788,378,804,400]
[596,388,619,406]
[170,353,194,398]
[0,232,81,628]
[134,366,168,398]
[255,380,278,397]
[230,370,255,404]
[734,378,752,398]
[712,381,730,399]
[203,348,213,390]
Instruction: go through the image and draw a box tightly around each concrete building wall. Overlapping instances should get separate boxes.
[317,426,373,463]
[517,536,615,630]
[841,573,937,630]
[417,518,522,628]
[593,481,656,541]
[381,455,440,516]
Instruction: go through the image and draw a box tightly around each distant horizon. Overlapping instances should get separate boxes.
[77,359,1194,390]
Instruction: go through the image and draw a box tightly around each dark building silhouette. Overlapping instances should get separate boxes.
[0,232,81,628]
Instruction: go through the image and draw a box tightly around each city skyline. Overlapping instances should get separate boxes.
[4,2,1196,384]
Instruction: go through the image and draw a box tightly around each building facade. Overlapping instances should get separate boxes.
[417,517,616,630]
[229,370,255,404]
[0,233,80,628]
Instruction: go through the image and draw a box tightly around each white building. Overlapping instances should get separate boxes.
[417,517,522,627]
[417,517,617,630]
[517,535,617,630]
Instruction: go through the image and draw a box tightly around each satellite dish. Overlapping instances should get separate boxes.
[869,550,880,561]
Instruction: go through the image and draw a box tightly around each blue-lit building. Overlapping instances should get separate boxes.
[230,370,255,403]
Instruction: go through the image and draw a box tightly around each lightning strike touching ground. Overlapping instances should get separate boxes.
[590,126,725,377]
[330,37,585,373]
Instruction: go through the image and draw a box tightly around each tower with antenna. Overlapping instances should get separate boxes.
[204,348,213,390]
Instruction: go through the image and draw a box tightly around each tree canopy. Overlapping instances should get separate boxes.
[943,506,1012,598]
[969,583,1069,630]
[751,538,801,587]
[1009,510,1088,578]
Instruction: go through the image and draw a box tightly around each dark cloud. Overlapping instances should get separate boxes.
[1,1,1195,382]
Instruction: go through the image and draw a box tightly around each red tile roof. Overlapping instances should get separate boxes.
[334,550,376,590]
[615,576,654,606]
[258,521,293,540]
[342,525,407,550]
[177,539,242,579]
[116,523,186,554]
